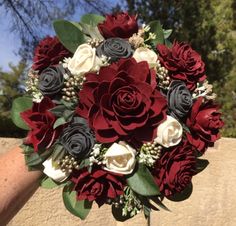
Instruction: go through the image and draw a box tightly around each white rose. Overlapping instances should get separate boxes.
[154,115,183,148]
[103,141,136,175]
[133,47,158,68]
[68,43,102,75]
[42,157,69,182]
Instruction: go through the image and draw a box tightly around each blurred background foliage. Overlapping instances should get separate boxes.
[0,0,235,137]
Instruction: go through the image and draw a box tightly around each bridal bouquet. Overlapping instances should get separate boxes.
[12,12,224,221]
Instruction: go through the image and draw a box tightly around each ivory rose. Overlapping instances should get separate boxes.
[42,157,69,182]
[133,47,158,68]
[154,115,183,148]
[103,142,136,175]
[68,44,102,75]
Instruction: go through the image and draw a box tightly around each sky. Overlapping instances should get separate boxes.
[0,6,21,71]
[0,0,121,72]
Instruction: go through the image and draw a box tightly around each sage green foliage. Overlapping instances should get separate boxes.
[40,176,67,189]
[120,0,236,137]
[63,183,93,219]
[11,96,32,130]
[126,163,160,196]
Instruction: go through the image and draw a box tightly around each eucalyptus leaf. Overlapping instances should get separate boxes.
[79,158,90,169]
[25,152,43,167]
[51,144,65,162]
[148,20,164,45]
[49,105,67,117]
[163,29,173,39]
[111,205,133,222]
[165,39,173,48]
[53,20,85,53]
[126,163,160,196]
[167,183,193,202]
[53,117,66,129]
[40,176,67,189]
[63,184,92,220]
[149,196,170,211]
[79,22,104,41]
[195,159,209,174]
[11,96,32,130]
[80,14,105,26]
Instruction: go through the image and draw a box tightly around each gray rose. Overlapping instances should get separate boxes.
[60,117,95,159]
[38,65,64,96]
[167,80,193,119]
[96,38,133,62]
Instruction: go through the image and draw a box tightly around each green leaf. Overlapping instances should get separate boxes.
[80,14,105,26]
[21,144,34,155]
[49,105,67,117]
[25,152,42,167]
[164,39,173,48]
[167,183,193,202]
[163,29,172,39]
[53,117,66,129]
[79,158,90,169]
[111,205,133,222]
[11,96,32,130]
[126,163,160,196]
[149,196,170,211]
[63,184,92,220]
[40,176,67,189]
[148,20,164,45]
[79,22,104,40]
[53,20,85,53]
[51,144,65,162]
[195,159,209,174]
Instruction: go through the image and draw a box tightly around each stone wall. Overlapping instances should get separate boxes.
[0,137,236,226]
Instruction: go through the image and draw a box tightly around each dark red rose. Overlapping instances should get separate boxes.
[98,12,138,39]
[20,97,61,152]
[186,97,224,153]
[153,140,196,197]
[71,167,124,206]
[32,36,72,72]
[77,58,167,145]
[157,41,206,91]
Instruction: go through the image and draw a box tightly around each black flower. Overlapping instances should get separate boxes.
[38,65,64,96]
[96,38,133,62]
[60,117,95,159]
[167,80,193,119]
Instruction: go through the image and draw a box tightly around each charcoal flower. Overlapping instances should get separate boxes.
[96,38,133,62]
[38,65,64,96]
[167,80,193,119]
[60,117,95,159]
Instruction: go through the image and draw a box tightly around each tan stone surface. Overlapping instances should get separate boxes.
[0,137,236,226]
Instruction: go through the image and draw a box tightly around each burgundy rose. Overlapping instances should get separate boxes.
[20,97,61,152]
[98,12,138,39]
[32,36,72,72]
[153,140,196,197]
[186,97,224,153]
[77,58,167,145]
[71,167,124,206]
[157,41,206,91]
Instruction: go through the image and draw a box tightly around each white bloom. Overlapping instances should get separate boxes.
[42,157,69,182]
[103,141,136,175]
[67,44,102,76]
[133,47,158,68]
[154,115,183,148]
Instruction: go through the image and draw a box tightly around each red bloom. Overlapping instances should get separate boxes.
[20,97,61,152]
[32,36,72,72]
[98,12,138,39]
[157,41,206,91]
[153,140,196,197]
[186,97,224,153]
[77,58,167,145]
[71,167,124,206]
